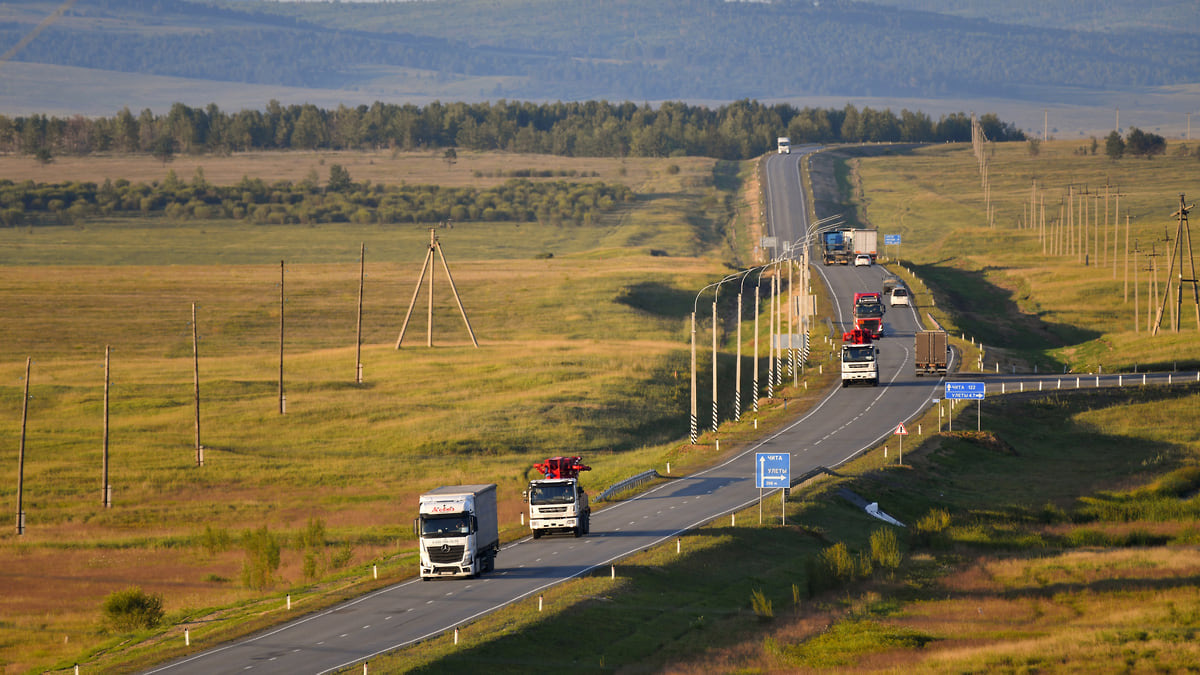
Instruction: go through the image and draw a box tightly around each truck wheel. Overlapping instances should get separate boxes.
[583,513,591,535]
[532,529,542,539]
[573,524,582,537]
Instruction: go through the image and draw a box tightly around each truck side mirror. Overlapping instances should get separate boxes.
[521,490,528,503]
[412,518,419,536]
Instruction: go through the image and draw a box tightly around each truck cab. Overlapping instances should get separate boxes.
[777,136,791,154]
[416,484,499,579]
[853,301,884,339]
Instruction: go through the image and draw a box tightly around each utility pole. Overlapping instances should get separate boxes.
[396,229,479,348]
[1152,195,1198,334]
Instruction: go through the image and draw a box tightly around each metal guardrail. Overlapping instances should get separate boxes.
[594,469,660,502]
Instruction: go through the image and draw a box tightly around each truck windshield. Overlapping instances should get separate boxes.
[530,484,576,505]
[843,346,876,362]
[854,304,883,318]
[420,514,471,538]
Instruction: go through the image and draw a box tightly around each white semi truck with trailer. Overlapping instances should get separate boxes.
[415,484,499,579]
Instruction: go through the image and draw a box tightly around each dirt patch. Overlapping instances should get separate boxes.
[947,430,1017,455]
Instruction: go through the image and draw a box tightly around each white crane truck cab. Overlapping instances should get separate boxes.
[526,456,591,538]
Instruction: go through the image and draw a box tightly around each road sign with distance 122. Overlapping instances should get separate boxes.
[945,381,985,399]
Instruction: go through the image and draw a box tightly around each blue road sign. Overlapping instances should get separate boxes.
[756,452,790,489]
[884,234,901,245]
[945,381,985,399]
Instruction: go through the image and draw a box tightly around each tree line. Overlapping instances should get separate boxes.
[0,99,1025,162]
[0,167,634,228]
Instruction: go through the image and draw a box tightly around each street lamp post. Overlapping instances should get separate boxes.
[690,271,744,444]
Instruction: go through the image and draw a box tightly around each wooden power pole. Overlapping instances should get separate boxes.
[396,229,479,349]
[1152,195,1199,334]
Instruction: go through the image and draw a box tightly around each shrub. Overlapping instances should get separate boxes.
[200,524,232,556]
[330,541,354,570]
[241,525,281,590]
[750,588,774,621]
[913,509,952,548]
[298,517,326,550]
[102,587,164,632]
[869,527,902,571]
[821,542,856,583]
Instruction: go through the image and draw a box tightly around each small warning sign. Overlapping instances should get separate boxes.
[894,423,909,436]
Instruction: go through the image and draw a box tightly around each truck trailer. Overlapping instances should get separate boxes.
[847,229,879,261]
[415,484,499,579]
[914,330,949,376]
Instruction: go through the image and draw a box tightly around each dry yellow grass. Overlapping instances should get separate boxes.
[0,150,744,673]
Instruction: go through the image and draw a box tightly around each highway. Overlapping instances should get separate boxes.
[147,147,1196,674]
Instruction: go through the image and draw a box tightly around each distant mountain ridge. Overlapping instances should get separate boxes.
[4,1,1199,99]
[0,0,1197,134]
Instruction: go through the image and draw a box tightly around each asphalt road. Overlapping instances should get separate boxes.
[145,150,1197,674]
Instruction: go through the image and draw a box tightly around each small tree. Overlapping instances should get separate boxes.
[1105,131,1125,161]
[241,525,281,590]
[102,587,164,632]
[151,135,176,165]
[328,164,352,192]
[1026,138,1040,157]
[443,147,457,168]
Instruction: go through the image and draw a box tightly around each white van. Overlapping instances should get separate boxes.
[777,137,791,154]
[890,287,910,306]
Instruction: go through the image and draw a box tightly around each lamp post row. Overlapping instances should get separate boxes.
[688,213,844,445]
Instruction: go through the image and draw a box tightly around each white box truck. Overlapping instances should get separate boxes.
[777,136,791,154]
[415,484,499,580]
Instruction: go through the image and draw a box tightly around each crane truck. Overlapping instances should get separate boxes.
[841,329,879,387]
[525,456,592,538]
[415,484,499,580]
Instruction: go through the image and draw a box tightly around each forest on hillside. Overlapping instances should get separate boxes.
[0,100,1024,161]
[1,0,1197,103]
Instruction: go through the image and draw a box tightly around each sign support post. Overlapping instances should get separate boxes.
[756,453,790,525]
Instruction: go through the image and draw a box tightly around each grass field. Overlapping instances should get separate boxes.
[0,150,802,674]
[4,140,1200,674]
